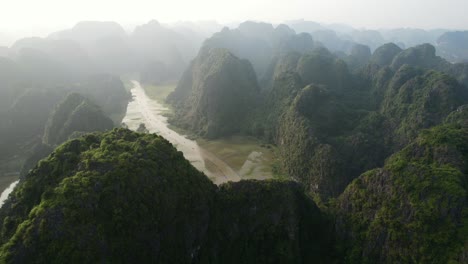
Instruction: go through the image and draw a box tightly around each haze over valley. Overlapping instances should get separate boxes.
[0,1,467,263]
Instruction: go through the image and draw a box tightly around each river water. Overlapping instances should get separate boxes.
[0,180,18,208]
[0,81,243,208]
[122,81,241,184]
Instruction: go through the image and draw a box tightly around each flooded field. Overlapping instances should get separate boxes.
[197,136,275,180]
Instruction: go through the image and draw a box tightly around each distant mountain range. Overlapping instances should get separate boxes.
[0,19,467,263]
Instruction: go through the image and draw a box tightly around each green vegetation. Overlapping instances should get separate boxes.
[141,83,176,104]
[166,38,468,206]
[380,67,468,148]
[17,93,115,178]
[43,93,114,146]
[336,121,468,263]
[197,136,276,179]
[0,129,333,263]
[391,43,443,70]
[187,35,468,262]
[199,180,334,263]
[437,31,468,63]
[345,44,371,69]
[0,58,129,180]
[1,20,467,262]
[369,42,402,66]
[167,48,260,138]
[72,74,130,124]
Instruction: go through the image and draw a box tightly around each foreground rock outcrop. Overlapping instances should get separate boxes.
[0,129,333,263]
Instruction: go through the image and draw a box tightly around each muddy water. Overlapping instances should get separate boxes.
[122,81,241,185]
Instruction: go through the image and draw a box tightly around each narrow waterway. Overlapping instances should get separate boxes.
[122,80,241,184]
[0,180,18,207]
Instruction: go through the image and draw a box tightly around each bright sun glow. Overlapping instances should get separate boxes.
[0,0,466,45]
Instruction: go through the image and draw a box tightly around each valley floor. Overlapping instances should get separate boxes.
[0,173,18,196]
[0,158,21,203]
[123,80,275,184]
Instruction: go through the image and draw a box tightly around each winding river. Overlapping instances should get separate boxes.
[122,80,241,185]
[0,180,18,207]
[0,80,243,208]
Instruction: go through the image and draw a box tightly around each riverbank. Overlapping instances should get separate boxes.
[197,136,275,180]
[140,82,277,181]
[0,156,22,196]
[0,173,19,194]
[122,81,240,184]
[123,80,275,184]
[0,179,18,207]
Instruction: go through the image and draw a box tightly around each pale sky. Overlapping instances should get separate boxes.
[0,0,467,44]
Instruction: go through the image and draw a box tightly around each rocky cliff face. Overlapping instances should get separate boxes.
[0,129,333,263]
[19,93,114,178]
[199,180,333,263]
[163,40,468,262]
[437,31,468,63]
[167,48,260,138]
[369,43,402,67]
[335,111,468,263]
[248,43,468,203]
[380,65,468,148]
[43,93,114,146]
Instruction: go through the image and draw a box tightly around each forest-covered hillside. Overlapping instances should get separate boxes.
[164,25,468,262]
[0,129,333,263]
[0,19,467,263]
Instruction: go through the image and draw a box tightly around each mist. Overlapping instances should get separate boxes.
[0,0,467,262]
[1,0,468,46]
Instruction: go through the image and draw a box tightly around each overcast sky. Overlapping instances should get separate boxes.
[1,0,467,44]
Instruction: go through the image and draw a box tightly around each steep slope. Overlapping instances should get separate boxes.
[345,44,371,69]
[0,129,216,263]
[51,21,127,46]
[199,180,333,263]
[0,46,130,184]
[385,43,468,88]
[287,21,355,53]
[252,72,304,140]
[275,84,356,200]
[202,22,317,79]
[437,31,468,62]
[20,93,114,178]
[261,47,351,93]
[0,88,64,155]
[203,24,274,77]
[0,57,26,113]
[49,21,132,74]
[14,47,73,85]
[72,74,130,124]
[167,48,260,138]
[296,48,351,92]
[260,52,302,91]
[250,44,468,202]
[380,65,468,148]
[0,129,333,263]
[336,111,468,263]
[43,93,114,146]
[129,19,211,83]
[380,28,444,48]
[369,43,402,67]
[391,43,446,70]
[11,37,93,78]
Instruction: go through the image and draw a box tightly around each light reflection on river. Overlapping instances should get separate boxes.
[122,81,241,184]
[0,180,19,208]
[0,81,243,208]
